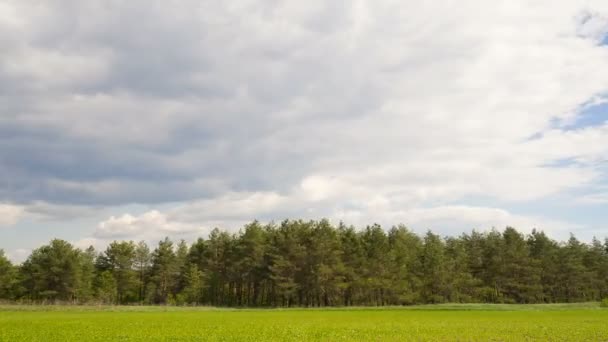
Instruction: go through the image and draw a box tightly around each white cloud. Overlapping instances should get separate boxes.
[2,0,608,248]
[6,248,30,264]
[576,11,608,42]
[71,237,109,252]
[0,204,24,226]
[90,193,581,244]
[95,210,204,240]
[390,206,579,236]
[169,191,287,222]
[576,192,608,204]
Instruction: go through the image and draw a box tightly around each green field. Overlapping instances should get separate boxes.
[1,304,607,341]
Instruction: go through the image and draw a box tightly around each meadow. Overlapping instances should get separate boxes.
[1,303,607,341]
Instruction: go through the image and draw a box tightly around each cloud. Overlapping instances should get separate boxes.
[23,201,102,221]
[0,204,23,226]
[576,11,608,42]
[1,0,607,206]
[88,195,580,244]
[71,237,104,251]
[576,192,608,204]
[168,191,287,223]
[95,210,204,240]
[383,206,579,236]
[6,248,30,263]
[1,1,608,249]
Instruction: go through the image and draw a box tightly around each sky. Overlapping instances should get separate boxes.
[1,1,608,262]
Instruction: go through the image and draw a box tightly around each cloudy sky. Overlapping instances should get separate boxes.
[2,1,608,261]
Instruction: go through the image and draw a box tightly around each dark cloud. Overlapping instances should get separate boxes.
[0,1,365,205]
[1,0,608,217]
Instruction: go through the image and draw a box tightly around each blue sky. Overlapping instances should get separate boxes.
[568,102,608,129]
[2,1,608,261]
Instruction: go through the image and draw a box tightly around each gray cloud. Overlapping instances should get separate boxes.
[1,0,608,228]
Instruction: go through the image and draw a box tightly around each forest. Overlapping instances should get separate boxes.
[0,219,607,306]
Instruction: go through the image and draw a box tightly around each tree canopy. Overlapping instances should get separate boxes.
[2,220,607,306]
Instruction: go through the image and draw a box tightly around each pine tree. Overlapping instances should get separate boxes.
[337,223,365,306]
[20,239,83,302]
[181,264,205,305]
[557,235,588,302]
[420,231,447,303]
[95,271,117,304]
[0,250,17,299]
[268,221,304,307]
[149,238,177,304]
[236,221,268,306]
[7,221,608,306]
[500,227,541,303]
[527,229,559,302]
[174,240,190,297]
[387,225,422,304]
[445,237,479,303]
[134,241,151,304]
[77,246,96,302]
[101,241,137,303]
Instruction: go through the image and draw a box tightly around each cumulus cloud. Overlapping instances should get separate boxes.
[1,1,608,248]
[6,248,30,263]
[88,195,580,244]
[95,210,204,240]
[71,237,104,251]
[0,204,23,226]
[374,206,579,237]
[576,11,608,42]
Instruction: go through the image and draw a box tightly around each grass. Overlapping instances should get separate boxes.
[1,303,606,341]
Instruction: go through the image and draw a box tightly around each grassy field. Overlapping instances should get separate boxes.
[1,303,607,341]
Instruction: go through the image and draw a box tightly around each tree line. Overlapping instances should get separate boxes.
[1,219,607,306]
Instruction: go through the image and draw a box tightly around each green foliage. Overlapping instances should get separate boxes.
[95,271,117,304]
[77,246,96,302]
[0,250,18,299]
[134,241,151,303]
[20,239,83,302]
[2,221,608,307]
[181,264,205,304]
[149,238,178,304]
[99,241,137,303]
[601,298,608,308]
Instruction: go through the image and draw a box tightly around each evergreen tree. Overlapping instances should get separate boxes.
[445,237,479,303]
[77,246,96,302]
[420,231,447,303]
[181,264,205,305]
[20,239,82,302]
[149,238,177,303]
[337,223,365,306]
[527,229,559,302]
[236,221,268,306]
[0,250,17,299]
[557,235,589,302]
[499,228,541,303]
[387,225,422,304]
[583,238,608,300]
[134,241,151,303]
[481,229,504,302]
[6,222,608,306]
[100,241,137,303]
[174,240,191,297]
[95,270,117,304]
